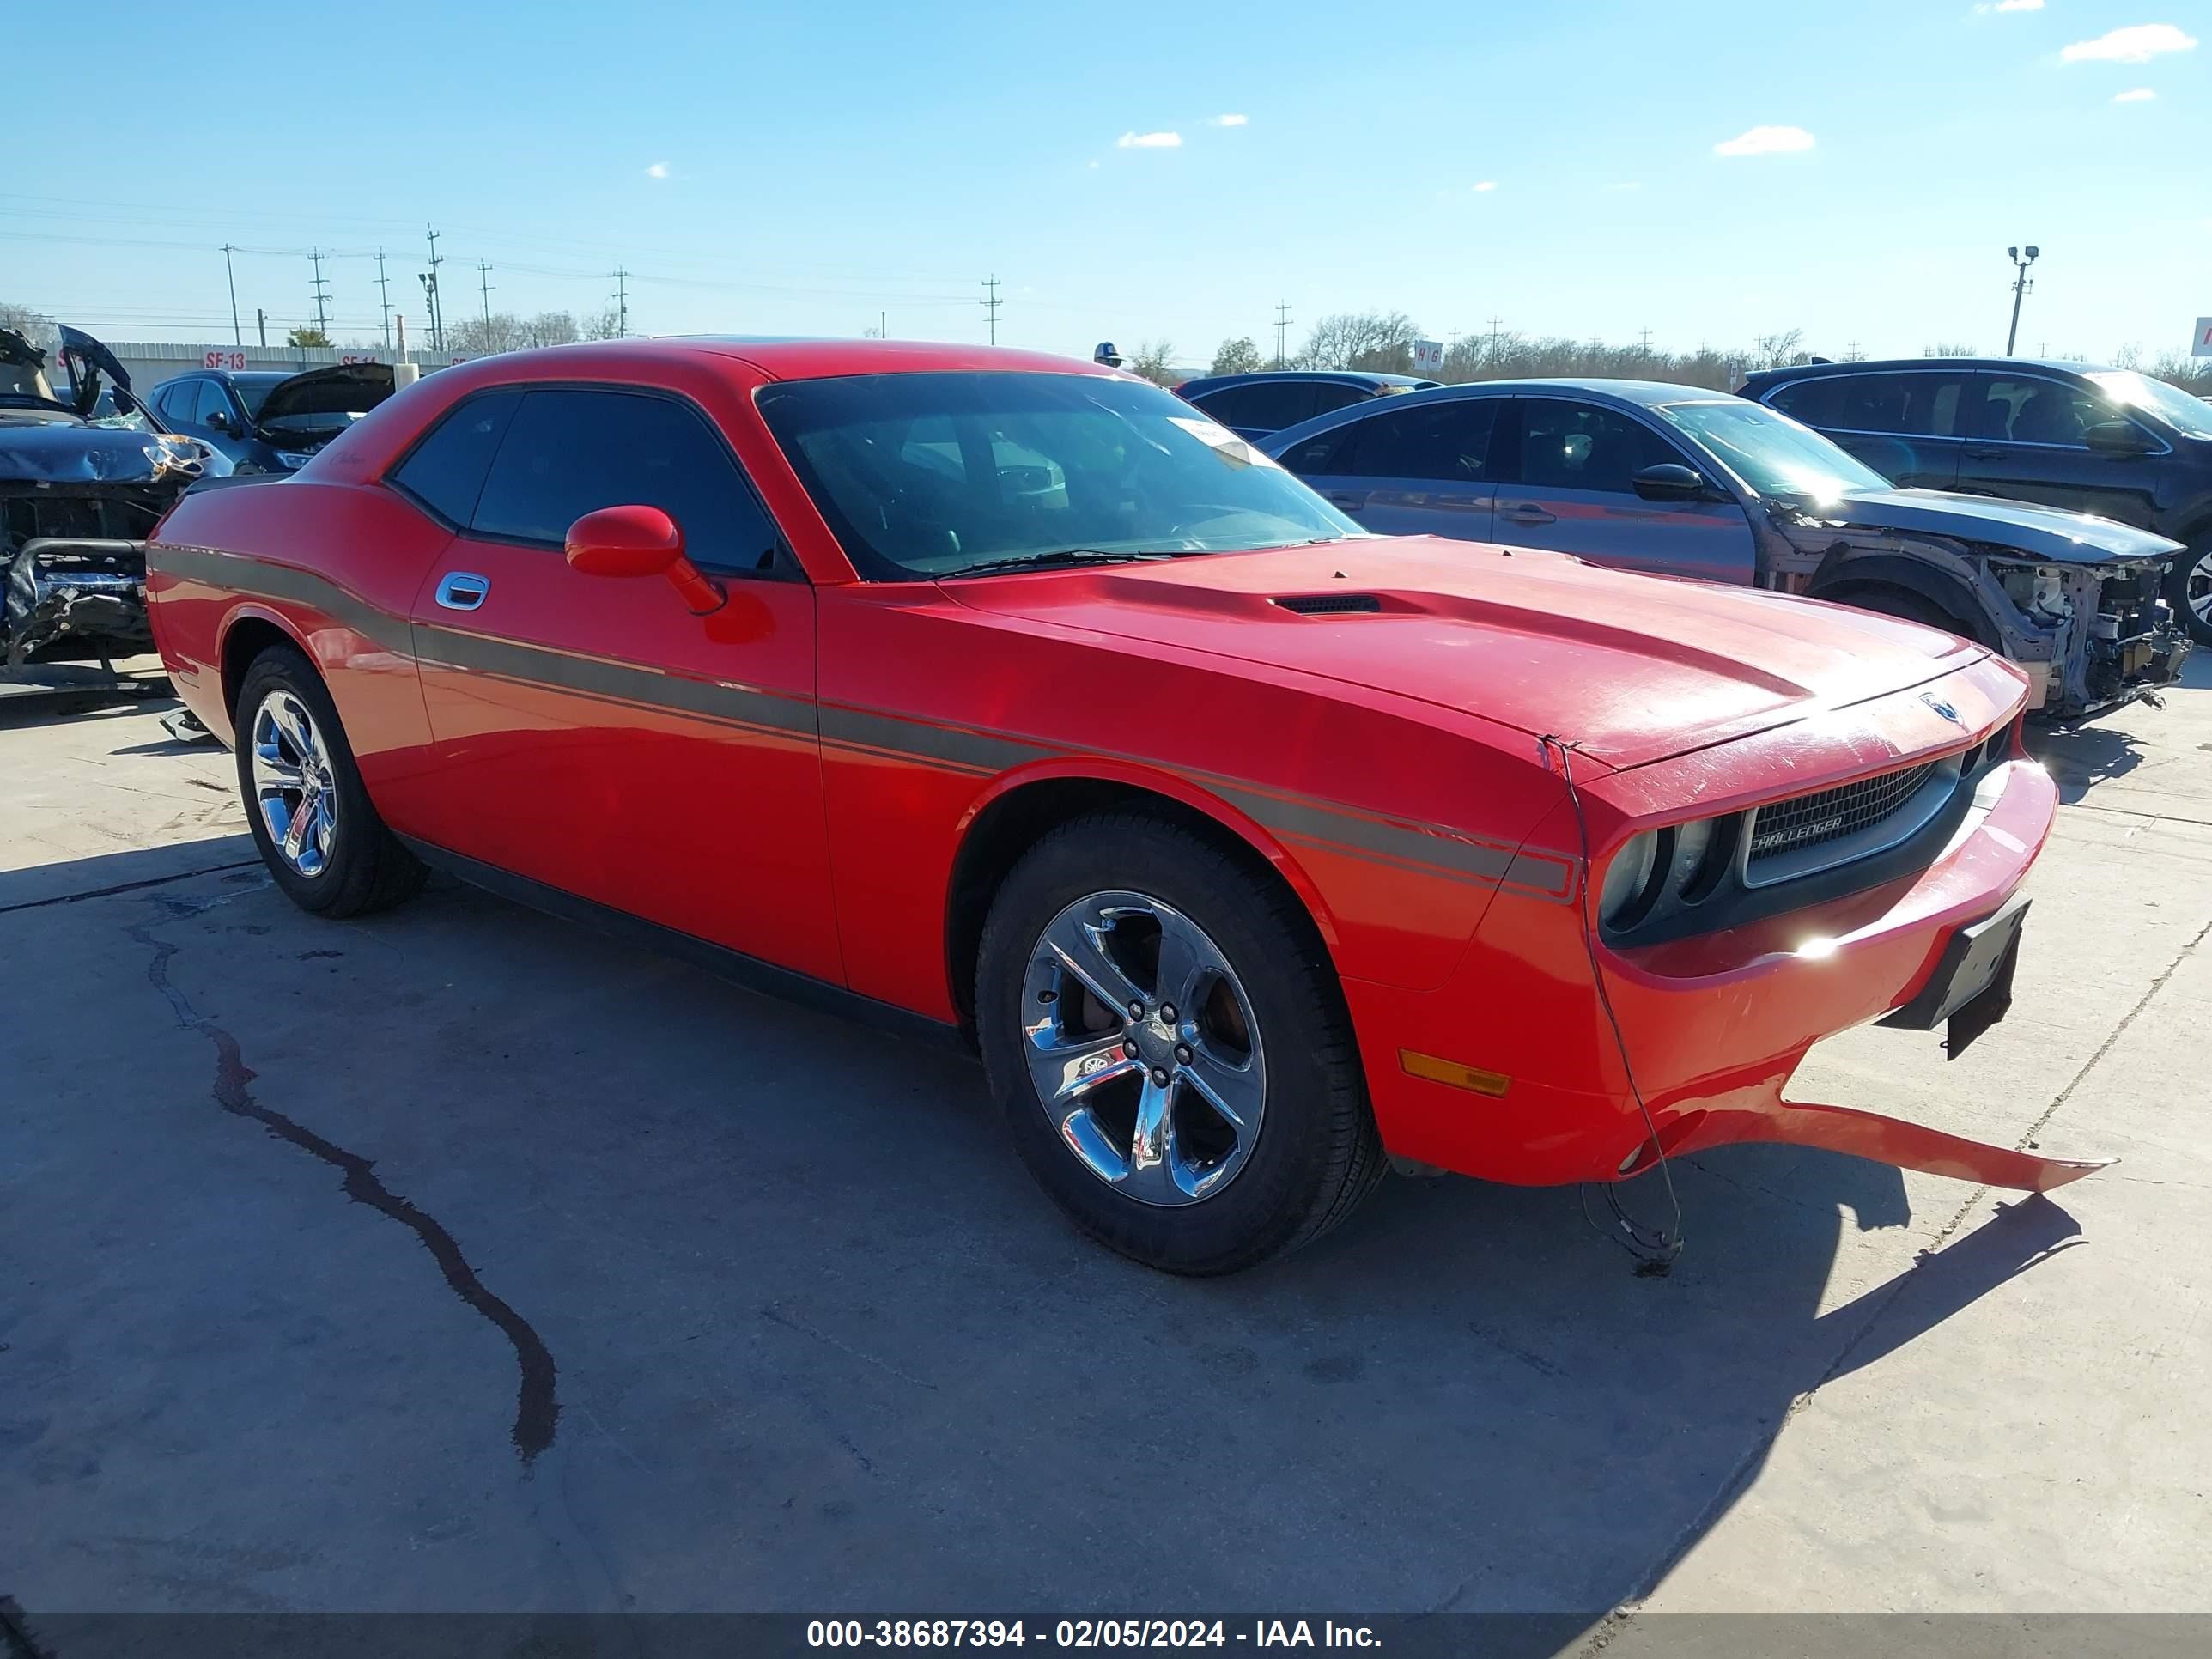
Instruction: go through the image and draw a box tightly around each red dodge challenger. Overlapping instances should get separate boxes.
[146,339,2105,1273]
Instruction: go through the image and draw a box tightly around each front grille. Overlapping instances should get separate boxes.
[1747,763,1937,867]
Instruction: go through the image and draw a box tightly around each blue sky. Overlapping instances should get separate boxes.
[10,1,2206,368]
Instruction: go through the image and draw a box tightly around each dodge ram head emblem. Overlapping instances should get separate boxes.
[1921,694,1963,726]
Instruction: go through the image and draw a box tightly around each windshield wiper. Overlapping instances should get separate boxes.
[940,548,1182,579]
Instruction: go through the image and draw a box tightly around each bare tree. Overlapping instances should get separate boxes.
[1128,340,1179,385]
[582,307,625,342]
[522,311,580,349]
[0,301,53,342]
[1921,343,1980,357]
[1299,311,1418,372]
[1209,337,1262,375]
[1750,329,1805,372]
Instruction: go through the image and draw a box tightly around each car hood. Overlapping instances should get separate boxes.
[0,419,218,489]
[943,537,1989,769]
[252,362,395,434]
[1818,487,2183,565]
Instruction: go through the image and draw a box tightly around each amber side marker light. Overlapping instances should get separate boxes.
[1398,1049,1511,1097]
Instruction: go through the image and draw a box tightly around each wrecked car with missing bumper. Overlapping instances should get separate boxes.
[2,325,227,687]
[1265,380,2190,720]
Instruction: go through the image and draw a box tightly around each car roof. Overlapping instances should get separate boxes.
[1377,377,1735,407]
[659,336,1125,381]
[1178,369,1433,393]
[1742,357,2115,383]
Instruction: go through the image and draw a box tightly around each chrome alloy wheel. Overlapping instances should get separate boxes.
[1020,890,1266,1206]
[250,690,338,878]
[2187,549,2212,630]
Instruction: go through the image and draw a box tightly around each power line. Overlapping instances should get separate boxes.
[981,275,1001,345]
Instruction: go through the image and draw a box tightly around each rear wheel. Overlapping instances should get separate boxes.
[234,646,426,917]
[976,811,1383,1274]
[2166,544,2212,647]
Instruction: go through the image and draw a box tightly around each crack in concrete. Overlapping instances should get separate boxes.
[128,893,560,1465]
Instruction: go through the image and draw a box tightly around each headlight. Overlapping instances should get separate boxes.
[1667,817,1713,894]
[276,450,317,471]
[1599,831,1661,927]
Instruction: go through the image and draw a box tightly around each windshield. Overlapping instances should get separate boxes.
[232,375,292,419]
[2085,370,2212,441]
[1654,398,1891,501]
[756,371,1364,579]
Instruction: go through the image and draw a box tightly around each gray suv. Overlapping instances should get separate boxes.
[1739,358,2212,646]
[1263,378,2190,720]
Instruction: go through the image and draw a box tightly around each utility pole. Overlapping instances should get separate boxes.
[425,225,445,353]
[257,307,267,348]
[881,309,887,340]
[1273,301,1292,368]
[1486,314,1504,362]
[2004,244,2039,356]
[611,267,629,337]
[1638,326,1653,358]
[477,260,495,347]
[375,249,392,352]
[222,245,241,346]
[309,249,331,340]
[981,275,1001,345]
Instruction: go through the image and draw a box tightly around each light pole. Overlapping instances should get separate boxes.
[2005,245,2039,356]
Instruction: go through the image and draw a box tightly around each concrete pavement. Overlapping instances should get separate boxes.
[3,658,2207,1634]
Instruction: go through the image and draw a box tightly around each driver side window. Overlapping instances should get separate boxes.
[1515,400,1677,494]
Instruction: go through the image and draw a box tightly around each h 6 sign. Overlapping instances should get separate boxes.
[2193,318,2212,360]
[1412,339,1446,374]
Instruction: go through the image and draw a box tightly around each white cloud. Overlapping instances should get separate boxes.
[1472,179,1498,192]
[645,161,669,179]
[1208,113,1249,127]
[2113,86,2158,100]
[1115,130,1182,149]
[1713,125,1816,157]
[2061,23,2197,64]
[1973,0,2043,14]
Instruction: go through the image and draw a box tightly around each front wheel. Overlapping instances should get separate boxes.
[976,811,1382,1274]
[2166,544,2212,648]
[234,646,426,917]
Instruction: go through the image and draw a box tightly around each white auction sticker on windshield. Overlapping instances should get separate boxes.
[1167,416,1279,467]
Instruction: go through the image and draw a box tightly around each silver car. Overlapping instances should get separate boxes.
[1261,378,2191,720]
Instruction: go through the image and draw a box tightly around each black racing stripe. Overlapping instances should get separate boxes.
[416,624,817,737]
[165,546,1575,902]
[817,705,1054,773]
[151,543,413,655]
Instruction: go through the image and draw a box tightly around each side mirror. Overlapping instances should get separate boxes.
[205,409,230,432]
[565,505,725,614]
[2083,419,2156,458]
[1632,462,1711,502]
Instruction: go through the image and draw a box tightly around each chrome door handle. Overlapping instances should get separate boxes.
[434,572,489,611]
[1498,503,1555,525]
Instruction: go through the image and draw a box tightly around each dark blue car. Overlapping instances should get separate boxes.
[1173,370,1437,441]
[148,362,394,475]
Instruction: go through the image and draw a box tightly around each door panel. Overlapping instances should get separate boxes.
[1498,398,1755,584]
[1289,396,1501,541]
[402,385,840,982]
[1954,372,2162,527]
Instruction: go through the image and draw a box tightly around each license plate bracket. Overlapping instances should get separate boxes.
[1878,893,2031,1060]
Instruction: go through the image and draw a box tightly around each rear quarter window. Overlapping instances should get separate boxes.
[390,390,524,526]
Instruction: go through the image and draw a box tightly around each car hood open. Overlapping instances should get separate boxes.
[943,537,1989,769]
[1818,487,2183,565]
[252,362,395,435]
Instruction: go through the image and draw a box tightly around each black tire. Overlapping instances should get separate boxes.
[976,811,1384,1275]
[233,645,427,918]
[2166,544,2212,648]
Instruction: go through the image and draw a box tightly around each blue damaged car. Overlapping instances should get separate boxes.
[1264,378,2190,720]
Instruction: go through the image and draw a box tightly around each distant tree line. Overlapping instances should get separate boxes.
[1199,311,2212,398]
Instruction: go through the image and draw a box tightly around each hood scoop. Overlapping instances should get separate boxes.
[1273,592,1382,615]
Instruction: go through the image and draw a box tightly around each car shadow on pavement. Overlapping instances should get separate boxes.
[2029,720,2145,803]
[0,844,2085,1630]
